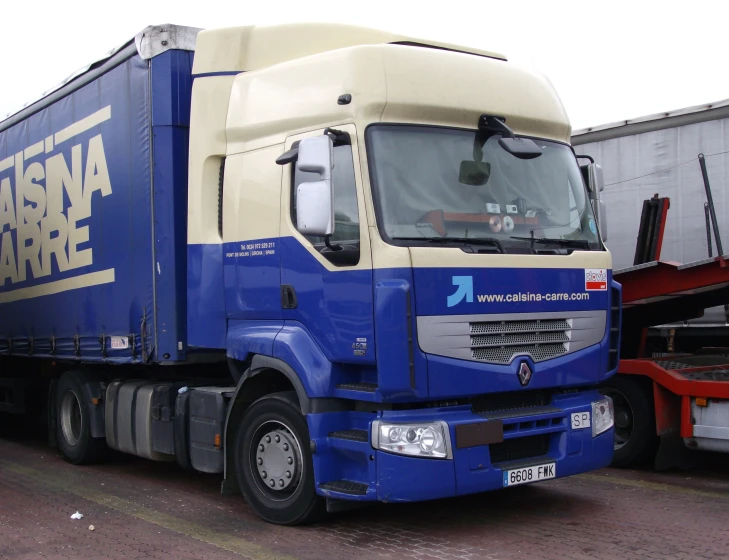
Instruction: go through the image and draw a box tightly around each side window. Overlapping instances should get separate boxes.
[292,144,360,266]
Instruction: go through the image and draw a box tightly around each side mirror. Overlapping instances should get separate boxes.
[583,162,607,242]
[295,136,334,236]
[581,162,604,196]
[598,199,608,242]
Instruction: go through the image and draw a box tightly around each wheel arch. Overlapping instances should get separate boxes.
[222,355,311,494]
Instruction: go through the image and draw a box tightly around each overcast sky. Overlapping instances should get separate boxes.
[1,0,726,131]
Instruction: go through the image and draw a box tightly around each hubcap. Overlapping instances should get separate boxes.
[250,421,303,501]
[60,391,82,446]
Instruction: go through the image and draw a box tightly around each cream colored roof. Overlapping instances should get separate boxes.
[224,42,571,156]
[191,23,506,75]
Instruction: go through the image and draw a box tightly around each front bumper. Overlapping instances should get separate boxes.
[311,389,614,503]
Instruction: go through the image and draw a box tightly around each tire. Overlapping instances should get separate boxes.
[234,391,325,525]
[601,375,659,468]
[55,371,107,464]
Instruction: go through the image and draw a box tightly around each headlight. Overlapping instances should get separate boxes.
[371,420,451,459]
[592,396,614,437]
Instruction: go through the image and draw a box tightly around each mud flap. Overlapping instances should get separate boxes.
[78,375,106,439]
[221,477,241,496]
[655,433,697,471]
[653,383,696,471]
[325,498,367,514]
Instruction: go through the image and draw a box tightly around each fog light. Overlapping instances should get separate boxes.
[372,421,452,459]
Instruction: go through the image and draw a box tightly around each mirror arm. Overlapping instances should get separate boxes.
[478,114,515,138]
[324,128,351,146]
[277,129,348,166]
[276,141,301,165]
[325,235,342,251]
[575,154,595,164]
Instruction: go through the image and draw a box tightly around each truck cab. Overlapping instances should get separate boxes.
[186,24,619,523]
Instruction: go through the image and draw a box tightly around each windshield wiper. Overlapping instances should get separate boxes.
[392,236,503,253]
[510,236,591,250]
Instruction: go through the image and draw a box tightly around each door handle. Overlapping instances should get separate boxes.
[281,285,298,309]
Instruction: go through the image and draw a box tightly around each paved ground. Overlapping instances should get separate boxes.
[2,431,729,560]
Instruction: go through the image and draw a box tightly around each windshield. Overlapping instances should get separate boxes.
[366,125,602,253]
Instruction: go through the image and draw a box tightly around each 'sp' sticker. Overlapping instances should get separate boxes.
[589,218,597,235]
[585,268,607,291]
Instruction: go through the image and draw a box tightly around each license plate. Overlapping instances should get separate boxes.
[503,463,556,487]
[571,411,591,430]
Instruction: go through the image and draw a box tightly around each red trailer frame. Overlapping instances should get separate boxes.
[611,198,729,467]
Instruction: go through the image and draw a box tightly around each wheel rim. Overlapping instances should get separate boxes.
[602,388,633,450]
[249,420,303,502]
[60,390,82,447]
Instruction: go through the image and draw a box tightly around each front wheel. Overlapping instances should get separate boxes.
[234,392,325,525]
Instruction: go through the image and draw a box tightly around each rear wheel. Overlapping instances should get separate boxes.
[234,392,325,525]
[55,371,107,464]
[602,375,658,467]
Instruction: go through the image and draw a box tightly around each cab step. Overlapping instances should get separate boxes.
[328,429,368,442]
[336,382,377,393]
[319,480,369,496]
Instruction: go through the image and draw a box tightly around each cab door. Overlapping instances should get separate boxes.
[278,125,375,366]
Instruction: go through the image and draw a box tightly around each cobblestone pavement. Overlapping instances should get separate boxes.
[2,436,729,560]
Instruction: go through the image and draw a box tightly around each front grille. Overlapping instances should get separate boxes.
[469,319,570,364]
[489,434,550,464]
[472,390,551,414]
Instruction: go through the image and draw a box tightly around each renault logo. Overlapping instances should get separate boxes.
[517,362,533,386]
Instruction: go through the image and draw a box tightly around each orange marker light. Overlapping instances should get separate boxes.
[696,397,708,407]
[214,434,221,449]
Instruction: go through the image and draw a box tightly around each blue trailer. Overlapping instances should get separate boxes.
[0,36,191,364]
[0,23,618,524]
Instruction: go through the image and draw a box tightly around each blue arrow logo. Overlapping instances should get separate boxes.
[447,276,474,308]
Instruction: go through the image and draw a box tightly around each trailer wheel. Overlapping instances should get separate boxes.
[602,375,658,467]
[234,391,325,525]
[56,371,107,464]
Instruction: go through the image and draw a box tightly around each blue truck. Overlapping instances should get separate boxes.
[0,23,618,524]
